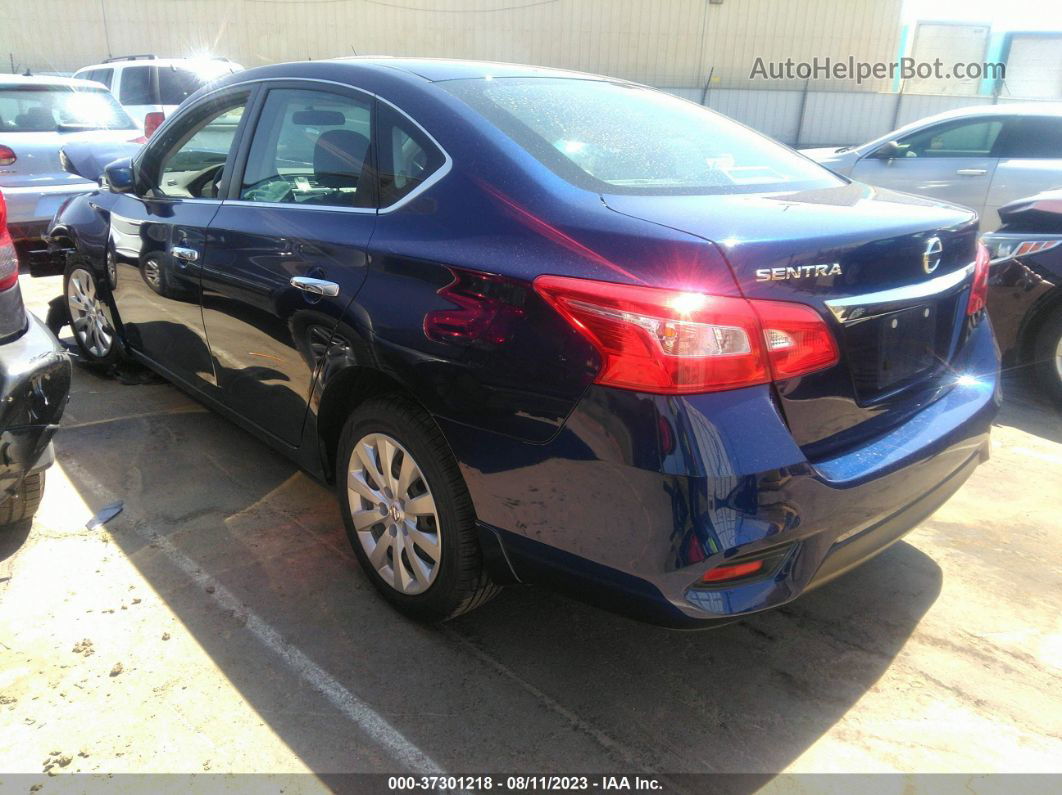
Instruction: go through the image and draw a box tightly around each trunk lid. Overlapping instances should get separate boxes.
[0,129,135,188]
[603,182,980,456]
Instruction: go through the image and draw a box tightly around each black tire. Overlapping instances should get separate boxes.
[63,259,121,368]
[0,472,45,528]
[336,395,500,622]
[1032,310,1062,404]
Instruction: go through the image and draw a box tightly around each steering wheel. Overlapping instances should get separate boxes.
[188,163,226,199]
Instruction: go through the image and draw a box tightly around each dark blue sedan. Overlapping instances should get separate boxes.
[47,59,1000,626]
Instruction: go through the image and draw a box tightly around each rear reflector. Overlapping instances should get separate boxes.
[702,560,764,583]
[967,242,990,316]
[534,275,838,394]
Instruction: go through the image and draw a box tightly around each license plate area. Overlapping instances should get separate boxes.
[846,303,938,395]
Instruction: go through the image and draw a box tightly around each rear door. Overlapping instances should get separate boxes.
[109,85,253,389]
[850,116,1005,218]
[198,82,378,446]
[984,115,1062,230]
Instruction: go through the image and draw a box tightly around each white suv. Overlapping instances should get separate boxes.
[73,55,243,133]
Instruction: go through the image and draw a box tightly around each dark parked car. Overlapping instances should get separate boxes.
[982,190,1062,402]
[0,190,71,528]
[46,59,999,626]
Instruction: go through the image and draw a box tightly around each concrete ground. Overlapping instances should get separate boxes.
[1,273,1061,787]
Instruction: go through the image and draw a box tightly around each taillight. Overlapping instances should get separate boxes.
[0,191,18,290]
[144,112,165,138]
[967,242,990,316]
[702,560,763,583]
[0,145,15,166]
[533,275,838,394]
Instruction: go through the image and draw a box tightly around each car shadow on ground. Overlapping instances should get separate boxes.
[996,369,1062,444]
[54,358,943,779]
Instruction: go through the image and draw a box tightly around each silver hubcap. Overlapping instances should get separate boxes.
[347,433,441,595]
[143,259,162,290]
[67,268,113,359]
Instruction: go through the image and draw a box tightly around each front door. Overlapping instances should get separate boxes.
[850,116,1005,219]
[109,87,253,389]
[199,84,378,446]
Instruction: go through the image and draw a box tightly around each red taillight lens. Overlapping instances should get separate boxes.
[0,145,15,167]
[752,300,840,380]
[967,242,990,316]
[0,192,18,291]
[702,560,764,583]
[533,275,838,394]
[144,111,165,138]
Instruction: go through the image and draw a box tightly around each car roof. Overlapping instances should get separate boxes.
[75,58,243,72]
[329,56,618,83]
[0,74,111,90]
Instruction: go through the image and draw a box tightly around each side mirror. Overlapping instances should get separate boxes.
[871,140,903,160]
[103,158,135,194]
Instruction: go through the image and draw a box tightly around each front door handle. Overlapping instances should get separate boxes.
[956,168,987,176]
[290,276,340,297]
[172,245,200,262]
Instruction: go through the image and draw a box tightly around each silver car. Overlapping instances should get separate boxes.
[0,75,140,260]
[801,103,1062,230]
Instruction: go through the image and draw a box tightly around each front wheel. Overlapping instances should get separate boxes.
[64,261,120,368]
[336,396,500,622]
[1033,310,1062,404]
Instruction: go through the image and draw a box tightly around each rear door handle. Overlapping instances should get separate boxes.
[172,246,199,262]
[290,276,340,297]
[956,168,987,176]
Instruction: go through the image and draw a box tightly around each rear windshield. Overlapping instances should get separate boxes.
[442,78,842,196]
[158,67,208,105]
[0,85,136,132]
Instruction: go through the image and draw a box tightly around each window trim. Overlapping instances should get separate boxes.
[142,76,452,215]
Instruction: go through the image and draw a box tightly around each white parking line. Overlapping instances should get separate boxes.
[62,458,445,775]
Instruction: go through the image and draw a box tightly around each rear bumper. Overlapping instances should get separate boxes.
[0,313,71,498]
[444,316,1000,627]
[3,181,96,241]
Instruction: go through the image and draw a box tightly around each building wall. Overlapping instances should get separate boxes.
[3,0,901,91]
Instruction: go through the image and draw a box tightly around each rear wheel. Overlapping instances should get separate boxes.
[1032,310,1062,404]
[64,261,120,367]
[0,472,45,528]
[336,396,499,621]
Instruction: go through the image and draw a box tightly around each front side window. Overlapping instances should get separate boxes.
[240,88,373,208]
[119,66,155,105]
[0,86,135,132]
[442,78,841,195]
[894,119,1004,158]
[154,94,247,199]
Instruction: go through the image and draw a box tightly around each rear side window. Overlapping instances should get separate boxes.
[78,68,113,89]
[239,87,374,209]
[158,67,205,106]
[376,104,446,207]
[442,77,839,196]
[993,117,1062,159]
[119,66,155,105]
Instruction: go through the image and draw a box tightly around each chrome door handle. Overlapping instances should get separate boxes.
[172,246,199,262]
[290,276,340,297]
[956,168,987,176]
